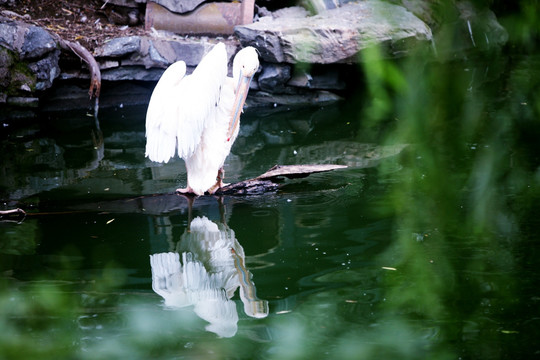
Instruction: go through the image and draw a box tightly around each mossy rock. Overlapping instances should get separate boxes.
[0,46,36,96]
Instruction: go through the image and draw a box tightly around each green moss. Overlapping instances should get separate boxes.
[0,46,37,95]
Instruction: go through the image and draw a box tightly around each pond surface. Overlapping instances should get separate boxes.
[1,52,539,359]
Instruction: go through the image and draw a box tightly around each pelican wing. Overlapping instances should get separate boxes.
[175,43,228,159]
[145,61,187,163]
[145,43,228,163]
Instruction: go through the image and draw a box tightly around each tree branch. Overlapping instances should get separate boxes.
[56,37,101,117]
[0,208,26,222]
[216,164,347,195]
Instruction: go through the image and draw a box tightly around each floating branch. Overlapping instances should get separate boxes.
[217,179,279,195]
[257,164,348,180]
[217,164,347,195]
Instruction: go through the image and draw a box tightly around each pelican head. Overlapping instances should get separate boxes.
[233,47,259,81]
[228,47,259,141]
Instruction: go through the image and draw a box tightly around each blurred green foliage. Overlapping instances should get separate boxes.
[353,1,540,358]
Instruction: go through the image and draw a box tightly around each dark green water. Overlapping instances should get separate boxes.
[1,51,540,359]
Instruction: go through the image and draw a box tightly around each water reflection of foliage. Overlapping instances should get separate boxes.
[0,219,38,255]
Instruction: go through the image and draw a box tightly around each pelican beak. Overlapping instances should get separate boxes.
[227,71,253,142]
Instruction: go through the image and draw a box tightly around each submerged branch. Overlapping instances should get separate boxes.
[0,208,26,222]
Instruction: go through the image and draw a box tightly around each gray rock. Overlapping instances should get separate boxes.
[257,63,291,92]
[455,1,508,49]
[40,82,153,112]
[95,36,141,57]
[100,0,146,8]
[397,0,507,55]
[399,0,439,29]
[0,46,13,88]
[235,1,432,64]
[0,18,59,93]
[272,6,309,19]
[0,45,38,96]
[301,0,359,14]
[28,50,60,90]
[287,67,345,90]
[247,90,341,108]
[153,0,207,14]
[6,96,39,107]
[167,40,208,66]
[1,19,57,60]
[289,141,407,168]
[11,68,36,92]
[93,36,237,72]
[101,66,166,81]
[147,41,169,67]
[0,21,18,51]
[98,60,120,70]
[21,25,57,59]
[142,38,174,65]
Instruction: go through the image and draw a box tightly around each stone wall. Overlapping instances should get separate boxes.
[0,0,508,118]
[0,16,60,112]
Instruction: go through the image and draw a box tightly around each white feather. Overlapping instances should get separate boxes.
[176,43,228,159]
[145,43,227,163]
[145,61,187,163]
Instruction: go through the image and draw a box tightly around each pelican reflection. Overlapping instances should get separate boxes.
[150,215,268,337]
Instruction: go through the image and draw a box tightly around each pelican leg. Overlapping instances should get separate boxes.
[219,167,231,187]
[207,168,228,194]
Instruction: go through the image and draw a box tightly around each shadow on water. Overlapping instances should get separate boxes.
[1,4,540,359]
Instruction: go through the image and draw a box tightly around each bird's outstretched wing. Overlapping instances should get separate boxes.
[145,43,228,163]
[145,61,187,163]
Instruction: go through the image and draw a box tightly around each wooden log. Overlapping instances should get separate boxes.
[257,164,348,180]
[217,179,279,195]
[216,164,347,195]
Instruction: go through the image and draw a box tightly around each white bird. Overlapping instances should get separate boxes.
[145,42,259,195]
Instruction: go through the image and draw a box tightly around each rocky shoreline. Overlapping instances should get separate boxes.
[0,0,508,120]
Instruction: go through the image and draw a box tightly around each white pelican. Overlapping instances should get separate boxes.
[145,43,259,195]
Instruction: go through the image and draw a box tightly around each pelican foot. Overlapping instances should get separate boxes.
[207,168,229,194]
[176,186,195,195]
[207,181,229,195]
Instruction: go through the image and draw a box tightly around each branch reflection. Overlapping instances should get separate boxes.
[150,215,268,338]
